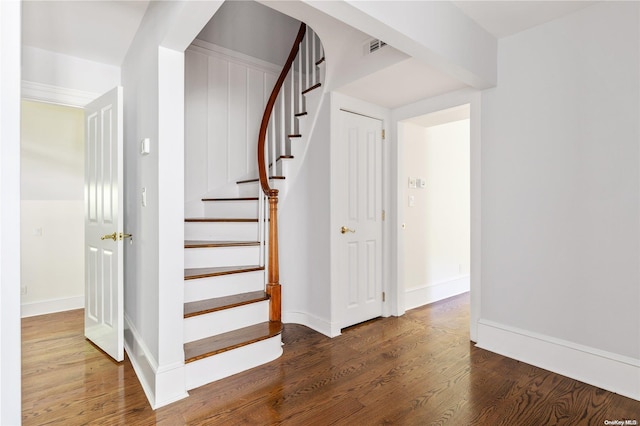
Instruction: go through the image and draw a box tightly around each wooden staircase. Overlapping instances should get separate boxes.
[183,23,324,391]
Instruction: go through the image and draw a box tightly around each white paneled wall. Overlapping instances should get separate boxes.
[185,40,279,203]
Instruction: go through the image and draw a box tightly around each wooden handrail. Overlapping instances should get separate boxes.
[258,22,306,196]
[258,22,307,322]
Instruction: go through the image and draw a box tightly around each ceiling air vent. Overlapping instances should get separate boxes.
[365,38,387,55]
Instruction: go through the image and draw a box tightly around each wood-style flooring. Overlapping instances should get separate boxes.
[22,293,640,425]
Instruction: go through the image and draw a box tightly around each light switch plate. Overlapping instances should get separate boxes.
[141,138,150,155]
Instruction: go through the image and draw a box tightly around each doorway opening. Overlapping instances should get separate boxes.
[20,100,85,318]
[398,104,471,312]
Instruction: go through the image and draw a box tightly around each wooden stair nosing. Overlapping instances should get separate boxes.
[288,134,302,138]
[184,265,264,280]
[184,240,260,249]
[236,176,285,184]
[295,111,308,117]
[201,197,258,202]
[184,321,283,363]
[185,218,258,223]
[302,83,321,95]
[316,57,325,66]
[184,291,268,318]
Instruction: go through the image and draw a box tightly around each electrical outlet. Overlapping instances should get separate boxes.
[408,177,417,189]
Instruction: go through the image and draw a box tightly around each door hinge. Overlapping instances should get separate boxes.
[382,210,386,221]
[381,129,386,140]
[382,292,386,302]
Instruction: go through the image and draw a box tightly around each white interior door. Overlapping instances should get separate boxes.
[84,86,124,361]
[337,110,383,329]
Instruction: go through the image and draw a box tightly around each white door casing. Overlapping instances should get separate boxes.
[337,110,383,328]
[84,86,124,362]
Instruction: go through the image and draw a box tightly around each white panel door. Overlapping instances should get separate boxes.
[84,86,124,362]
[337,110,383,328]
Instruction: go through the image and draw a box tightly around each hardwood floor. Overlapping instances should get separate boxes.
[22,293,639,425]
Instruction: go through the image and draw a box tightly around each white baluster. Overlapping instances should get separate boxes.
[305,30,310,90]
[311,28,316,85]
[258,187,264,266]
[280,91,286,159]
[271,105,276,177]
[290,69,295,135]
[297,48,303,112]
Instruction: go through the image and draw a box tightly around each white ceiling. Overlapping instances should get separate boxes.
[22,1,149,66]
[21,1,598,107]
[453,1,596,39]
[336,57,468,109]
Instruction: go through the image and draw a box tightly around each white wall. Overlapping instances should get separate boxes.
[401,119,470,310]
[121,0,223,409]
[0,0,22,423]
[184,41,278,211]
[479,2,640,400]
[280,94,333,334]
[21,100,84,316]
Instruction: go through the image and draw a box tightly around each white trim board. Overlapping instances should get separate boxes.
[405,275,470,311]
[188,39,282,75]
[123,314,189,409]
[22,80,100,108]
[21,296,84,318]
[283,311,340,338]
[477,319,640,401]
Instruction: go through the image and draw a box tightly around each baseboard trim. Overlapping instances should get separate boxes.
[405,275,470,311]
[283,311,340,338]
[21,296,84,318]
[124,314,188,409]
[477,319,640,401]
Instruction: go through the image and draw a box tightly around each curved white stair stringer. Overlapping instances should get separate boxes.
[277,84,327,203]
[185,332,282,391]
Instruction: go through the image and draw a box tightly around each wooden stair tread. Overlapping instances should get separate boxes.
[185,218,258,223]
[185,321,283,363]
[201,197,258,202]
[184,291,268,318]
[288,134,302,138]
[236,176,285,184]
[302,83,321,95]
[316,56,325,66]
[184,240,259,248]
[184,265,264,280]
[295,112,308,117]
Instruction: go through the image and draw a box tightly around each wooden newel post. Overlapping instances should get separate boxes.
[267,191,281,322]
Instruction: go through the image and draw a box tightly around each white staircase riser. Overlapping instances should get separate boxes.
[184,246,260,269]
[304,88,322,121]
[318,62,326,88]
[238,179,286,198]
[185,222,258,241]
[203,200,259,218]
[185,335,282,390]
[184,300,269,343]
[184,270,264,303]
[296,115,309,138]
[275,158,294,176]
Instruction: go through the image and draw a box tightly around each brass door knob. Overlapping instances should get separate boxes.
[101,232,117,241]
[340,226,355,234]
[101,232,133,242]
